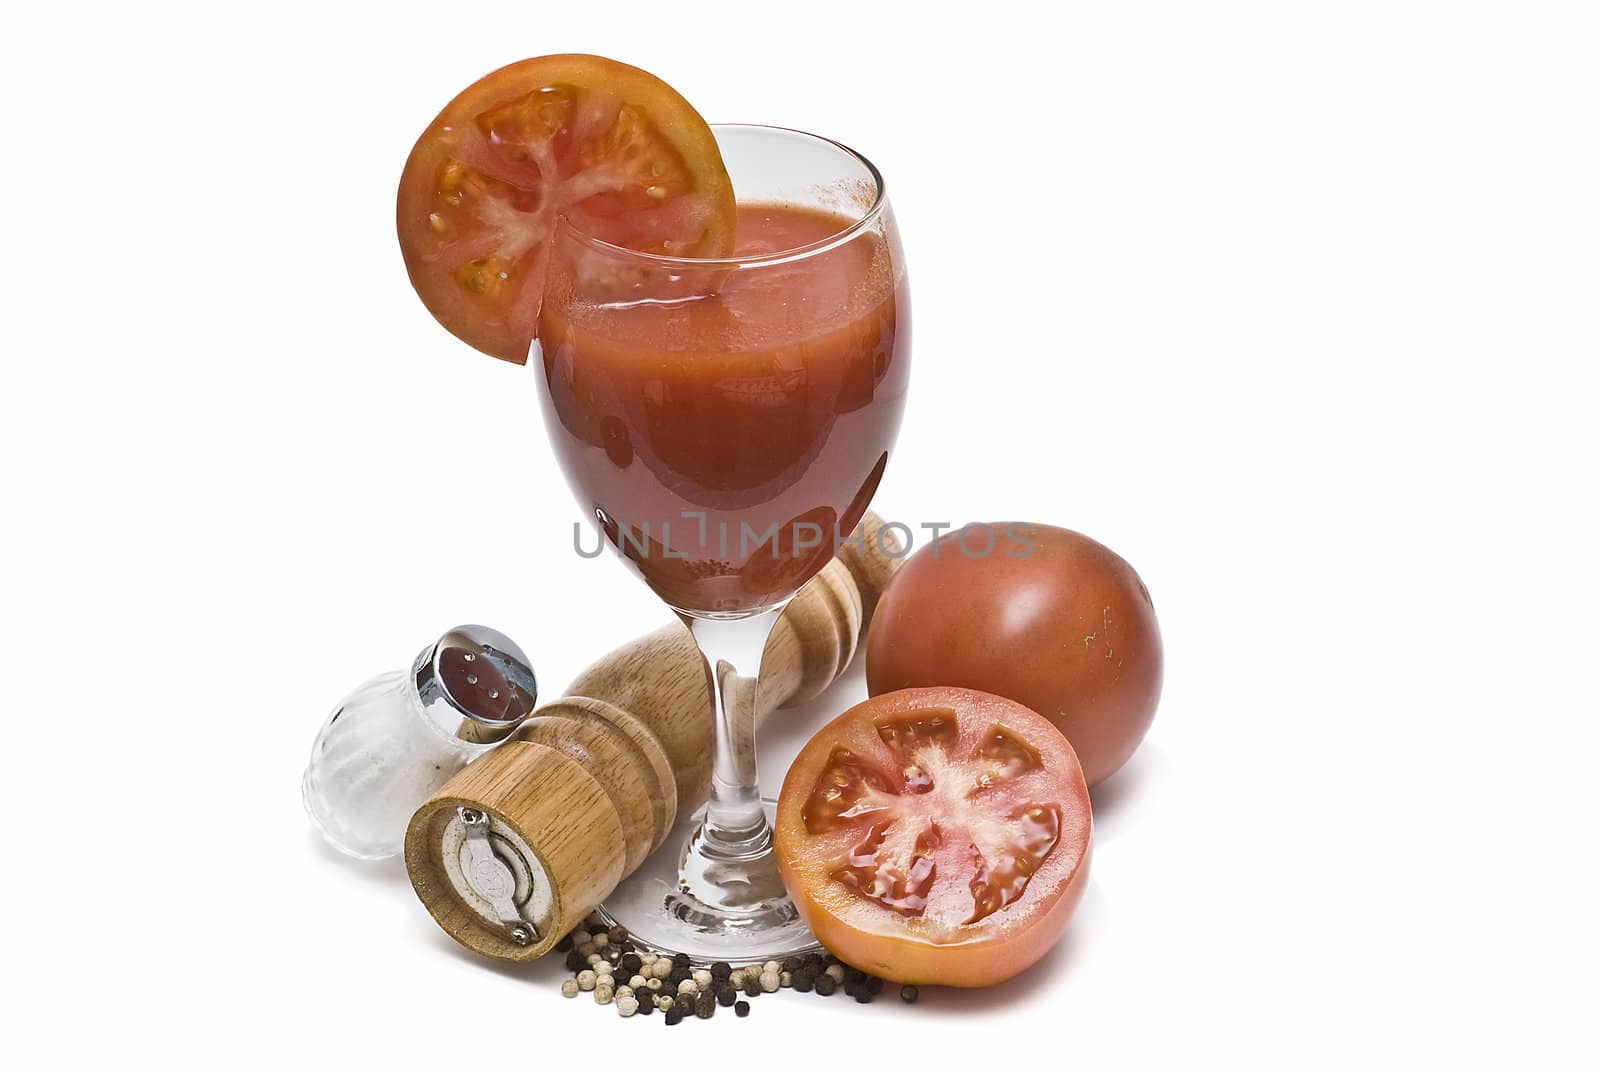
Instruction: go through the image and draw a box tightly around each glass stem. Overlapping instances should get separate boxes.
[679,604,786,860]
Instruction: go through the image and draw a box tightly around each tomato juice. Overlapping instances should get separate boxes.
[538,202,910,614]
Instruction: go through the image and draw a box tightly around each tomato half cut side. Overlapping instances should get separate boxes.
[397,54,736,363]
[776,687,1092,987]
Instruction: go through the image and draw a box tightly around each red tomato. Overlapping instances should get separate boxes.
[776,687,1092,987]
[397,55,736,363]
[867,524,1163,787]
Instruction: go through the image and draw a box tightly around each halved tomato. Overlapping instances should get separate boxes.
[776,687,1092,987]
[397,55,736,363]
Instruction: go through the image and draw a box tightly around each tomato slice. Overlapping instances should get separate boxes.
[776,687,1092,987]
[397,55,736,363]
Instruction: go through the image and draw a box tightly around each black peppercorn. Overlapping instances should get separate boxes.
[844,967,866,985]
[900,985,919,1004]
[607,925,629,942]
[555,934,573,953]
[665,1009,684,1026]
[854,988,874,1004]
[672,952,692,970]
[565,950,586,972]
[710,960,733,982]
[734,1000,750,1018]
[619,953,642,977]
[695,993,715,1019]
[865,976,884,996]
[668,967,692,986]
[814,974,837,996]
[638,998,655,1015]
[743,976,761,997]
[792,971,814,993]
[781,957,802,974]
[675,993,696,1014]
[717,986,737,1007]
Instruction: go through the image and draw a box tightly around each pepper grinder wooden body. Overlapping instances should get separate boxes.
[405,514,902,962]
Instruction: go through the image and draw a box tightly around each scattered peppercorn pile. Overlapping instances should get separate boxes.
[556,915,918,1022]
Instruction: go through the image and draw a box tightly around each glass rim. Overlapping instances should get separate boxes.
[554,123,887,269]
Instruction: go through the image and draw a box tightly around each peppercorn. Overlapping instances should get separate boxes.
[664,1009,684,1026]
[592,934,609,950]
[717,985,737,1007]
[560,979,579,998]
[900,985,919,1004]
[555,934,573,953]
[844,967,865,985]
[814,974,837,996]
[865,976,884,996]
[672,952,692,970]
[781,957,801,974]
[608,924,629,942]
[695,993,715,1019]
[759,971,780,993]
[854,989,874,1004]
[577,970,597,992]
[824,964,846,984]
[677,978,698,995]
[792,971,814,993]
[619,953,642,977]
[742,976,761,998]
[668,966,692,987]
[802,953,825,972]
[564,949,585,972]
[710,961,732,982]
[675,993,696,1015]
[637,997,655,1016]
[734,1000,750,1018]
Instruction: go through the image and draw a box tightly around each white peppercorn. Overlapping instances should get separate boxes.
[595,985,614,1006]
[759,971,780,992]
[560,980,579,998]
[595,961,613,976]
[617,997,639,1018]
[692,969,713,990]
[825,964,845,984]
[645,977,662,991]
[780,971,793,987]
[629,974,647,989]
[677,978,699,995]
[763,960,782,975]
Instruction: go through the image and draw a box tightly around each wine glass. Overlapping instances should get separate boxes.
[534,124,910,960]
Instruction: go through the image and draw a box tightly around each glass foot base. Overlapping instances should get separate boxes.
[596,800,821,964]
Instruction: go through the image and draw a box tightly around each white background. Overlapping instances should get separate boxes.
[3,1,1596,1066]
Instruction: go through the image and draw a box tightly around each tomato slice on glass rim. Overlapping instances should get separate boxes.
[396,54,736,363]
[776,687,1092,987]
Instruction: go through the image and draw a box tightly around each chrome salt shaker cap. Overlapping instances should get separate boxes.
[413,624,539,744]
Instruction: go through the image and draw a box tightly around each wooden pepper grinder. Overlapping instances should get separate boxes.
[405,513,902,962]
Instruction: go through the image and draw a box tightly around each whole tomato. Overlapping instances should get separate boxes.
[866,523,1162,787]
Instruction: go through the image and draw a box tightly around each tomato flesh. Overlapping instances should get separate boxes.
[777,687,1092,987]
[397,55,735,363]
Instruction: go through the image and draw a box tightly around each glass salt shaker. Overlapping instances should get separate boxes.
[303,624,537,860]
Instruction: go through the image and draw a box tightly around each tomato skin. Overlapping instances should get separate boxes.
[776,687,1092,987]
[867,524,1162,787]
